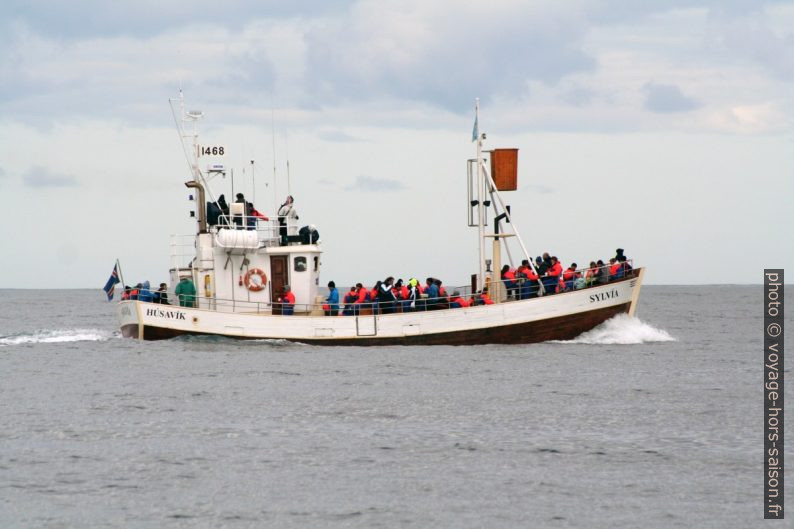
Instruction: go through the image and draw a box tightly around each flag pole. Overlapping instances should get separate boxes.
[115,258,127,289]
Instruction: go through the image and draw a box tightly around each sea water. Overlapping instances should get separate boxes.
[0,286,790,528]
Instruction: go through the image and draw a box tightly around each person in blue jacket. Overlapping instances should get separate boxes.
[138,280,154,302]
[324,281,339,316]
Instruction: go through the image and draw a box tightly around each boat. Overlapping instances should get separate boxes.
[116,94,645,344]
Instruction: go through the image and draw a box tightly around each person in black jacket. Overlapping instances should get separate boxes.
[154,283,169,305]
[378,277,398,314]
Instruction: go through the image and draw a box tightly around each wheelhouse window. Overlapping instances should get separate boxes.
[294,256,307,272]
[313,256,319,272]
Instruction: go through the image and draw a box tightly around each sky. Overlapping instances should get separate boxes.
[0,0,792,288]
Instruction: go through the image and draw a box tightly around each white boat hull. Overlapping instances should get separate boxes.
[117,269,645,345]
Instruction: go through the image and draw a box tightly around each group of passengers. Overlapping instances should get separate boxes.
[120,281,170,304]
[317,249,632,316]
[320,277,495,317]
[501,248,633,298]
[120,276,198,307]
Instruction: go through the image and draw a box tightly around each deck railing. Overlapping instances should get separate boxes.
[126,261,636,316]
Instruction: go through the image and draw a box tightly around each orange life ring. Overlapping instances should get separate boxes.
[244,268,267,292]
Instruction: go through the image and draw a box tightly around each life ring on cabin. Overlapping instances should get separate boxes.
[244,268,268,292]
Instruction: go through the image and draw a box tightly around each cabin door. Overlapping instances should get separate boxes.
[270,255,288,315]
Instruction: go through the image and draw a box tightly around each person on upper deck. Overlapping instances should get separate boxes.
[234,193,268,230]
[277,195,298,245]
[121,285,131,301]
[175,276,197,307]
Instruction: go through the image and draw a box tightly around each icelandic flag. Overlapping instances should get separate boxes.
[103,264,120,301]
[471,113,479,142]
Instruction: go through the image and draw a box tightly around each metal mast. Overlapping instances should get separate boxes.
[474,99,486,291]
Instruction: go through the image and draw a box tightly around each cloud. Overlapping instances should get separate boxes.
[22,165,78,187]
[315,177,338,187]
[523,184,555,194]
[317,129,366,142]
[642,83,700,113]
[344,175,404,191]
[705,5,794,81]
[305,1,595,112]
[1,1,354,39]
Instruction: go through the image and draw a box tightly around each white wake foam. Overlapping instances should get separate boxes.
[560,314,676,345]
[0,328,115,346]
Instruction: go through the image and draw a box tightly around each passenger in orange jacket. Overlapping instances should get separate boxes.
[501,265,519,299]
[518,259,540,299]
[609,258,621,278]
[449,291,469,308]
[547,257,563,277]
[542,256,562,295]
[355,283,369,303]
[562,263,581,291]
[342,287,358,315]
[516,259,533,279]
[434,279,447,298]
[279,285,296,315]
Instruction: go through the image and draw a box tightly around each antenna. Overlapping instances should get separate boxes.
[271,94,278,213]
[285,128,291,196]
[250,159,255,205]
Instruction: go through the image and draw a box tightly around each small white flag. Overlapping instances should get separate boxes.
[471,114,479,142]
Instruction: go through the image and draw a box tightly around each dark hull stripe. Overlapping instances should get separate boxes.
[128,302,631,345]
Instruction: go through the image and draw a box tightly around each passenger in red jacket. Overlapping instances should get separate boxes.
[547,257,563,277]
[562,263,581,291]
[342,287,358,315]
[542,256,563,295]
[355,283,369,303]
[501,265,519,299]
[279,285,296,315]
[609,258,620,278]
[449,291,469,308]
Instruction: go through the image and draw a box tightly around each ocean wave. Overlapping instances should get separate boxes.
[559,314,676,345]
[0,328,116,346]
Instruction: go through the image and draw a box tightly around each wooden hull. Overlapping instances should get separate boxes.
[118,268,645,346]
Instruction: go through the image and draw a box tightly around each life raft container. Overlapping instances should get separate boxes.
[244,268,267,292]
